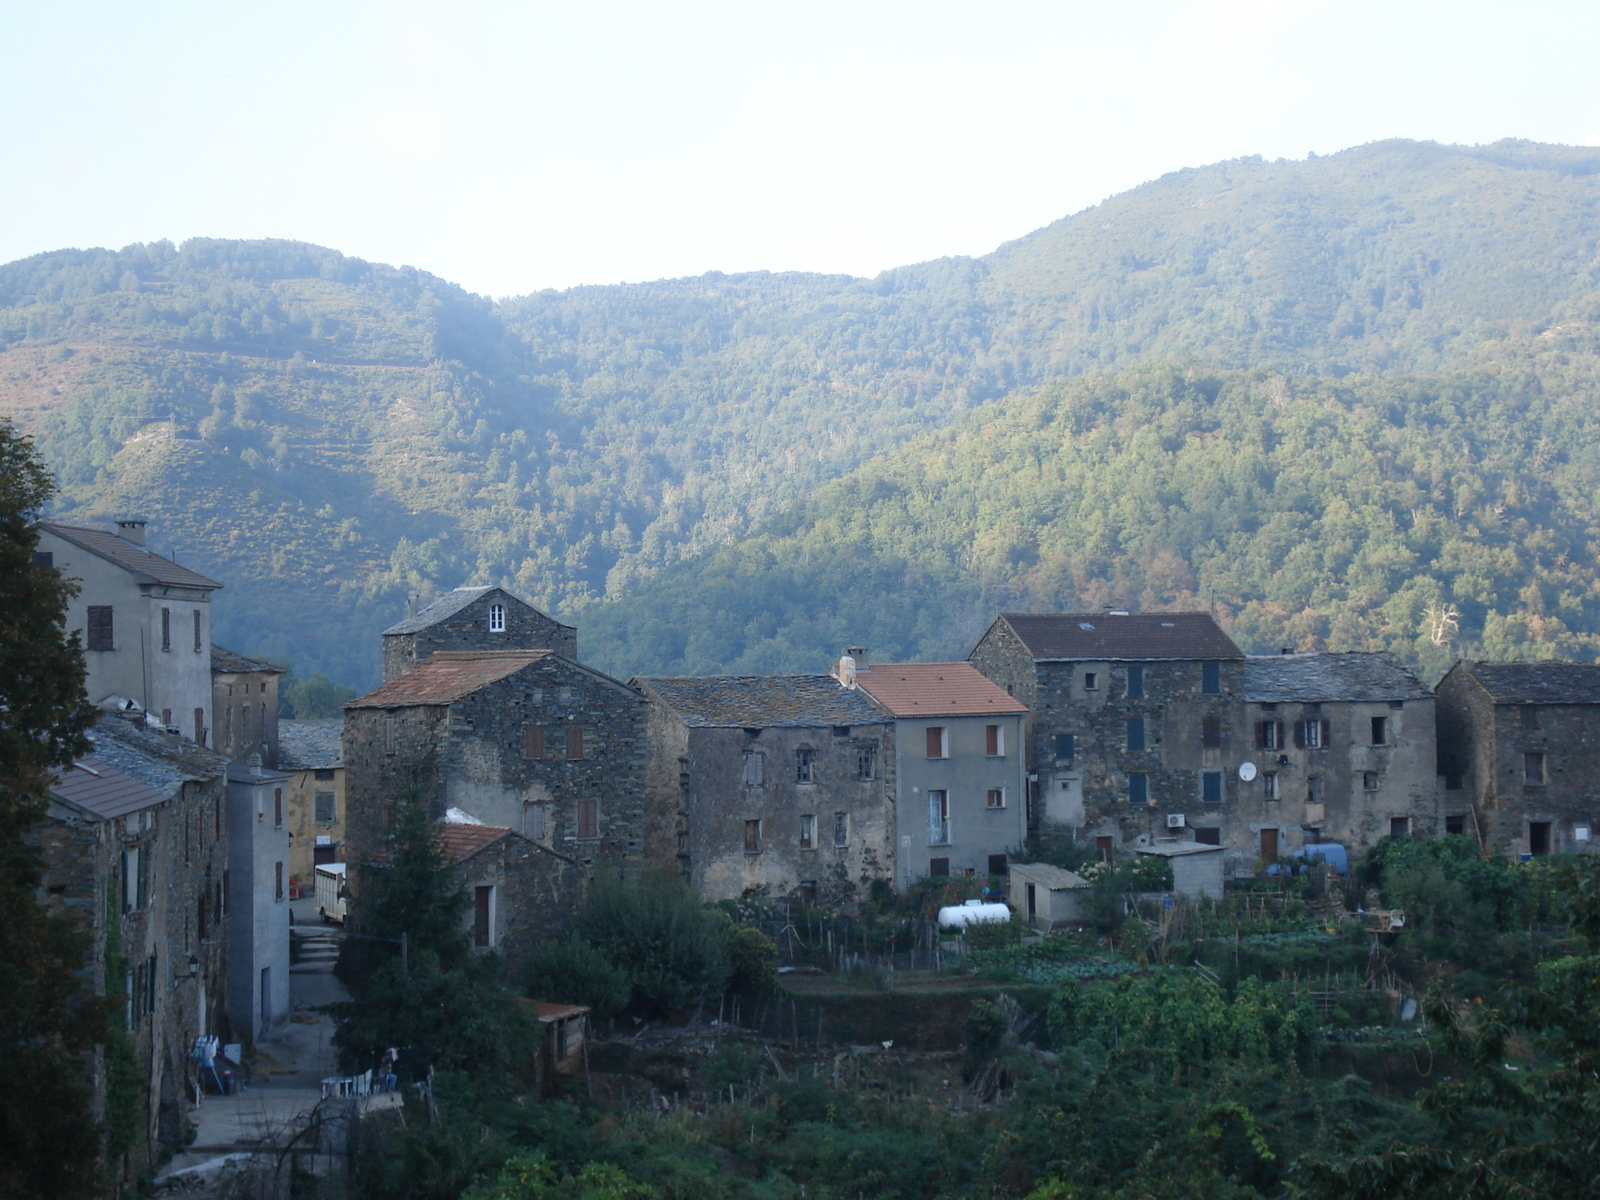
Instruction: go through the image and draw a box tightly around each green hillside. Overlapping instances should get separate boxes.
[2,138,1599,684]
[580,341,1600,681]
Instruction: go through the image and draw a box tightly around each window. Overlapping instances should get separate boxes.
[1256,720,1285,750]
[1201,662,1220,694]
[929,858,950,877]
[198,893,207,940]
[1307,776,1323,805]
[1127,665,1144,698]
[986,788,1005,810]
[161,607,171,651]
[32,551,52,568]
[524,804,546,840]
[833,725,851,738]
[385,717,396,754]
[1095,835,1113,861]
[1202,771,1223,803]
[274,861,284,901]
[474,885,495,946]
[799,814,816,850]
[1126,717,1145,752]
[743,751,765,787]
[833,812,849,847]
[1370,716,1387,745]
[193,609,203,652]
[928,791,950,845]
[1520,705,1539,731]
[523,724,543,759]
[1295,719,1330,749]
[744,819,762,854]
[274,788,283,827]
[1128,774,1147,804]
[987,853,1008,876]
[161,707,172,727]
[194,707,207,746]
[315,791,336,824]
[1201,714,1221,748]
[926,727,948,758]
[87,605,114,650]
[241,705,251,745]
[1445,815,1466,836]
[315,768,335,781]
[1389,817,1410,840]
[225,706,233,748]
[985,725,1003,756]
[489,603,506,632]
[576,798,598,839]
[1525,752,1545,785]
[1362,771,1379,791]
[214,795,220,840]
[1083,672,1098,691]
[1529,821,1551,856]
[855,743,876,780]
[796,746,814,783]
[1262,771,1279,800]
[1190,826,1219,846]
[1054,733,1075,761]
[382,801,397,833]
[565,725,585,760]
[121,846,146,912]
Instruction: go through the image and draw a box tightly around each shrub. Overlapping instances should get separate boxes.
[577,866,729,1013]
[723,925,779,996]
[523,937,632,1020]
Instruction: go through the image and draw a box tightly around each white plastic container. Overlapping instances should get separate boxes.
[937,900,1012,929]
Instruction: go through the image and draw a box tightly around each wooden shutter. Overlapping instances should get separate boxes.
[1293,721,1306,749]
[565,725,584,760]
[87,605,113,650]
[474,887,492,947]
[985,725,999,756]
[926,727,943,758]
[1320,720,1332,748]
[1202,714,1221,748]
[577,797,598,839]
[523,725,543,760]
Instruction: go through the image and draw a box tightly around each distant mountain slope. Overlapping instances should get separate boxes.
[1,139,1598,685]
[578,337,1600,681]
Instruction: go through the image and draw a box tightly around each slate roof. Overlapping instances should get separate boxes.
[37,521,222,591]
[1461,661,1600,705]
[49,755,168,821]
[1245,653,1431,703]
[854,662,1028,718]
[345,651,553,708]
[1138,842,1226,858]
[434,822,517,863]
[278,720,343,770]
[382,586,497,635]
[994,612,1243,661]
[634,675,886,728]
[88,714,228,799]
[211,644,285,675]
[1009,862,1090,889]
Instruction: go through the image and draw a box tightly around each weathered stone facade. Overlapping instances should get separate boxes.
[211,644,283,767]
[34,714,232,1179]
[343,651,647,932]
[1436,661,1600,857]
[634,676,896,908]
[436,822,583,973]
[381,586,578,683]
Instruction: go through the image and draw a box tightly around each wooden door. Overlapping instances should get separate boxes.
[1260,828,1279,863]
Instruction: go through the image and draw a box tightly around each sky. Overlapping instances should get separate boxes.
[4,0,1599,299]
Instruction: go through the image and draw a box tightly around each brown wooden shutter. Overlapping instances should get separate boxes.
[577,798,598,839]
[523,724,543,759]
[1293,721,1306,749]
[474,887,492,947]
[1202,714,1221,748]
[1320,720,1332,748]
[985,725,999,756]
[565,725,584,760]
[926,727,943,758]
[87,605,114,650]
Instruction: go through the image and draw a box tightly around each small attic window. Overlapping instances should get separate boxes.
[1078,621,1095,630]
[489,603,505,632]
[1160,622,1175,627]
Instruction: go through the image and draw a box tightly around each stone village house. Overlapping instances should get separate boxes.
[279,719,345,894]
[33,714,232,1178]
[633,675,895,907]
[381,585,578,684]
[211,644,283,768]
[1436,660,1600,858]
[433,816,582,970]
[840,651,1029,887]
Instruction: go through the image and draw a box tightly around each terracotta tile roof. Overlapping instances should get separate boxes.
[433,822,515,863]
[633,675,885,728]
[1245,653,1432,703]
[49,755,168,821]
[38,521,222,591]
[345,650,552,708]
[854,662,1027,718]
[211,644,285,675]
[993,612,1243,661]
[1460,661,1600,705]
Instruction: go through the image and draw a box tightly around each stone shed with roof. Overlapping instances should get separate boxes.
[432,817,582,970]
[1436,660,1600,858]
[633,675,895,907]
[343,649,646,925]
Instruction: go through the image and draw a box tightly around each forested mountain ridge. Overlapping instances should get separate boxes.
[2,138,1599,684]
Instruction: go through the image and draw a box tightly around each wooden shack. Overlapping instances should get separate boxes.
[537,1002,590,1082]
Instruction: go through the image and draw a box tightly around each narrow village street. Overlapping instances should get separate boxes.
[155,900,397,1193]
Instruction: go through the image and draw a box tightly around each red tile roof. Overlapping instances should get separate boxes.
[433,822,515,863]
[346,651,552,708]
[854,662,1028,718]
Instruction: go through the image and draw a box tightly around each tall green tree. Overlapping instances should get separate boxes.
[0,418,111,1199]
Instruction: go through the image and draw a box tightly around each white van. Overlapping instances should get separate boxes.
[314,862,348,924]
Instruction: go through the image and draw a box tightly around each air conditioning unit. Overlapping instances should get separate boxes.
[1166,814,1186,829]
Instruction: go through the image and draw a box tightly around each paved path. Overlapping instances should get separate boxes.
[156,904,398,1188]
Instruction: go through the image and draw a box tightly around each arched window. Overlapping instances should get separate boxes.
[489,603,505,632]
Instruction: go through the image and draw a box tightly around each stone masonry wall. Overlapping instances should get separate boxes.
[640,699,692,865]
[382,591,578,682]
[455,838,582,975]
[1486,701,1600,856]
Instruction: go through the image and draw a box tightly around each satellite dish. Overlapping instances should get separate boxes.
[1239,761,1258,782]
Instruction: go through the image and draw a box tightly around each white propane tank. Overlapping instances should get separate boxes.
[937,900,1012,929]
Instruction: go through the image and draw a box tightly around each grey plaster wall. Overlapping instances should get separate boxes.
[227,771,292,1038]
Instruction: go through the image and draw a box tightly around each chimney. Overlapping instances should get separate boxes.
[846,646,869,671]
[115,517,148,546]
[1280,647,1293,655]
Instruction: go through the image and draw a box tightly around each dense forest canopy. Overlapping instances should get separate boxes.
[1,138,1598,684]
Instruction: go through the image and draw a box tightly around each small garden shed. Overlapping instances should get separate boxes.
[1136,842,1225,899]
[1008,862,1091,929]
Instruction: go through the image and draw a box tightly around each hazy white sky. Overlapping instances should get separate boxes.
[4,1,1597,298]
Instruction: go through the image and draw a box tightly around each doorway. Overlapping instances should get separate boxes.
[1026,883,1037,921]
[1095,835,1113,862]
[1259,828,1279,863]
[1529,821,1552,857]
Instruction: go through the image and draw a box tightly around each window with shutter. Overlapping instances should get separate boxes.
[1054,733,1074,761]
[927,791,950,845]
[1128,774,1147,804]
[744,819,761,853]
[985,725,1001,756]
[795,746,814,782]
[1127,665,1144,697]
[1201,714,1221,748]
[523,725,543,759]
[87,605,114,650]
[161,607,171,651]
[855,743,876,780]
[926,727,947,758]
[928,857,950,877]
[1127,717,1145,751]
[743,752,765,786]
[1202,771,1223,803]
[577,798,598,838]
[565,726,584,760]
[1201,662,1220,694]
[193,609,203,652]
[195,707,207,745]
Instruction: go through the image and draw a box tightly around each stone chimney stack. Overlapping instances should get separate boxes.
[115,517,148,546]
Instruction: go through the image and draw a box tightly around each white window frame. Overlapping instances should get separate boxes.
[928,791,951,845]
[799,814,816,850]
[489,603,506,632]
[985,788,1005,810]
